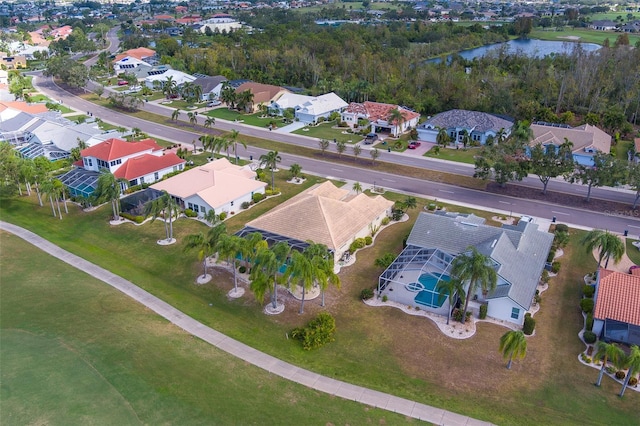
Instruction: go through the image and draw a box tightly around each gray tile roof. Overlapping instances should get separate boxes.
[407,212,553,309]
[420,109,513,133]
[193,75,227,93]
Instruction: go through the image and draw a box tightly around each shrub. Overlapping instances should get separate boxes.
[252,192,264,203]
[580,298,594,314]
[615,370,626,380]
[290,312,336,350]
[121,212,144,223]
[349,238,366,253]
[381,217,390,226]
[241,201,250,209]
[586,312,594,331]
[546,249,556,263]
[392,208,404,221]
[534,294,542,305]
[551,261,561,273]
[264,189,273,197]
[583,330,597,344]
[452,309,464,322]
[523,313,536,335]
[583,285,595,298]
[382,295,388,302]
[479,304,488,319]
[218,212,227,221]
[184,208,198,218]
[541,270,550,284]
[555,223,569,233]
[360,288,374,300]
[427,203,436,211]
[581,353,592,363]
[238,266,247,274]
[630,377,638,387]
[365,236,373,245]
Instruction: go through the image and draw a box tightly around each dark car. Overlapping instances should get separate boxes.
[363,133,378,144]
[408,141,421,149]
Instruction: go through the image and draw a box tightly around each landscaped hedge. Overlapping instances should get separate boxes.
[523,313,536,335]
[252,192,264,203]
[290,312,336,350]
[580,298,594,314]
[583,285,595,298]
[551,261,561,274]
[121,212,144,223]
[218,212,227,221]
[241,201,251,209]
[360,288,374,300]
[184,209,198,218]
[479,304,488,319]
[586,312,594,331]
[547,249,557,263]
[349,238,366,253]
[555,223,569,233]
[583,330,597,344]
[364,236,373,245]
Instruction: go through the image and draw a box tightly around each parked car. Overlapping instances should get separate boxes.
[207,100,221,107]
[117,80,128,86]
[363,133,378,144]
[408,141,421,149]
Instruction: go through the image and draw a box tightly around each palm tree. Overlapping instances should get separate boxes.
[499,330,528,369]
[204,208,217,226]
[289,163,302,180]
[593,341,625,387]
[144,191,178,242]
[237,89,254,113]
[229,129,245,164]
[18,158,35,196]
[187,112,197,126]
[581,229,625,269]
[163,76,177,99]
[450,246,498,322]
[93,171,126,220]
[286,249,316,314]
[619,345,640,397]
[251,241,291,309]
[460,129,472,149]
[259,150,281,191]
[183,232,213,280]
[436,127,450,147]
[436,277,466,325]
[305,243,340,307]
[400,196,417,213]
[336,140,346,157]
[171,109,181,121]
[216,233,244,295]
[39,178,58,218]
[388,108,405,137]
[204,117,216,128]
[33,156,52,206]
[215,137,232,159]
[240,232,268,272]
[352,182,363,194]
[352,144,362,162]
[220,83,237,109]
[53,178,68,215]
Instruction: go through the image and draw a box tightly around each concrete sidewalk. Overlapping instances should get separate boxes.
[1,220,493,426]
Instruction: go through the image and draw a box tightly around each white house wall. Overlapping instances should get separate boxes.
[184,187,266,218]
[593,319,605,336]
[487,297,525,326]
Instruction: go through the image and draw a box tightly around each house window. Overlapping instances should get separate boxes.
[188,203,193,210]
[154,172,159,180]
[201,206,206,214]
[140,176,145,184]
[511,307,520,319]
[230,201,234,207]
[193,204,199,213]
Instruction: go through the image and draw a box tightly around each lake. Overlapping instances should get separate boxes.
[427,39,601,64]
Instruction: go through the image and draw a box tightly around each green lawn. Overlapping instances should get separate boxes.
[424,146,480,164]
[614,140,634,161]
[531,28,640,45]
[0,233,407,425]
[626,238,640,265]
[1,181,638,424]
[292,123,363,144]
[208,108,275,128]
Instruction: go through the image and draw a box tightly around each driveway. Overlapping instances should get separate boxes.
[273,121,307,133]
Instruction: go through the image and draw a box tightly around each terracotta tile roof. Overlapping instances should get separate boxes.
[344,101,419,124]
[235,82,287,105]
[246,181,393,251]
[114,47,156,62]
[81,138,162,161]
[0,101,48,114]
[594,269,640,326]
[114,153,185,180]
[154,14,174,21]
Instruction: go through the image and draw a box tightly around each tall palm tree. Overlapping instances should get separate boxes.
[305,243,340,307]
[187,112,197,126]
[39,178,58,218]
[144,191,178,242]
[388,108,405,137]
[251,241,291,309]
[237,89,254,113]
[619,345,640,397]
[163,75,177,99]
[240,232,268,272]
[33,156,52,206]
[499,330,528,369]
[220,83,237,109]
[229,129,245,164]
[436,127,450,147]
[53,178,68,215]
[259,150,281,191]
[93,171,126,220]
[183,232,213,279]
[581,229,625,269]
[450,246,498,322]
[436,278,466,325]
[286,249,316,314]
[215,137,232,159]
[593,341,625,387]
[171,109,181,121]
[216,233,244,294]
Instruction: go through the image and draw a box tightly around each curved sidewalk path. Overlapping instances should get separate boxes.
[1,221,492,426]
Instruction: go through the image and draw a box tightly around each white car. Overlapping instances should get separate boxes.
[207,100,222,107]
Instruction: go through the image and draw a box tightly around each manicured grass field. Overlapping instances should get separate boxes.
[424,146,480,164]
[208,108,274,128]
[625,238,640,265]
[1,181,638,424]
[531,28,640,45]
[292,123,363,144]
[0,233,406,425]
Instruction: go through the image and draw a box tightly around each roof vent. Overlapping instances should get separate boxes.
[491,239,497,248]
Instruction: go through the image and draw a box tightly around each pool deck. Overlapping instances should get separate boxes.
[380,268,450,315]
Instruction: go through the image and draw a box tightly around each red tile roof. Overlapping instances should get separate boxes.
[0,101,49,114]
[344,101,419,124]
[635,138,640,153]
[114,47,156,62]
[594,269,640,326]
[114,153,185,180]
[81,138,162,161]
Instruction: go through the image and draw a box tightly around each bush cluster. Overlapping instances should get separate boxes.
[264,189,273,197]
[580,353,592,363]
[580,298,594,314]
[381,217,390,226]
[479,304,488,319]
[252,193,264,203]
[523,313,536,335]
[121,212,144,223]
[555,223,569,233]
[583,330,597,344]
[547,249,556,263]
[586,312,594,331]
[452,309,471,323]
[241,201,251,209]
[349,238,367,253]
[583,285,595,298]
[630,377,638,387]
[364,236,373,245]
[183,209,198,218]
[219,212,227,221]
[615,370,626,380]
[360,288,374,300]
[551,261,561,274]
[290,312,336,350]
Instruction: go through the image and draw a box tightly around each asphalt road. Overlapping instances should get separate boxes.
[29,57,640,234]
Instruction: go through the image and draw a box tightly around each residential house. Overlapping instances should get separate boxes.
[0,69,7,85]
[590,20,617,31]
[378,212,553,326]
[192,75,228,101]
[416,109,513,145]
[150,158,266,218]
[199,13,243,33]
[294,92,348,124]
[59,138,184,198]
[592,269,640,346]
[234,82,289,113]
[0,53,27,69]
[341,101,420,137]
[144,69,196,90]
[529,122,611,166]
[240,181,393,263]
[113,47,157,74]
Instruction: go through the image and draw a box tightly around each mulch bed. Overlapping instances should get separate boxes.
[486,182,639,216]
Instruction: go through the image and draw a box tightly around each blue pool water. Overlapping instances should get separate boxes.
[413,274,450,308]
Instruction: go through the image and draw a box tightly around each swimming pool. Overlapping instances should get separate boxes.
[413,273,450,308]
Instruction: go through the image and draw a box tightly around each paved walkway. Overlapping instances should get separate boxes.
[0,221,493,426]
